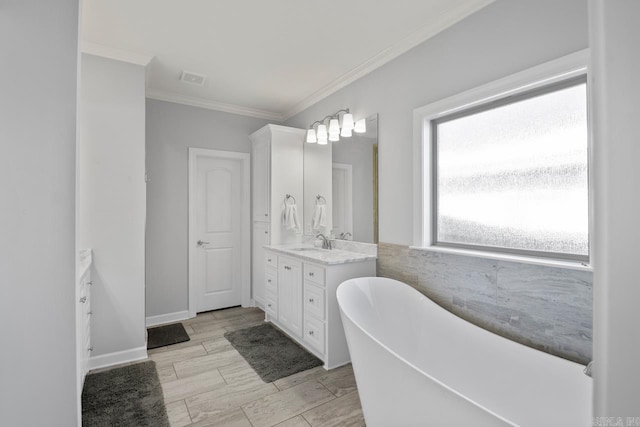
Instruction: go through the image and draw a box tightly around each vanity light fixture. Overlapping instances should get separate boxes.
[306,108,359,144]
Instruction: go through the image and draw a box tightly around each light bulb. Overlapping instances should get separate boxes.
[316,124,328,142]
[306,128,317,143]
[341,113,354,131]
[354,118,366,133]
[340,127,352,138]
[328,118,340,136]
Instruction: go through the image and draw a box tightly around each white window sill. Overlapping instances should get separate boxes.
[409,245,593,272]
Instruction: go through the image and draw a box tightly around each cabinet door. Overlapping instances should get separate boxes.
[252,138,270,222]
[278,257,302,337]
[252,223,270,306]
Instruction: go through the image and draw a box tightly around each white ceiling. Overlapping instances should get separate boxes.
[82,0,493,121]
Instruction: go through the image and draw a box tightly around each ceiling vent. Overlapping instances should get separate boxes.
[180,70,207,86]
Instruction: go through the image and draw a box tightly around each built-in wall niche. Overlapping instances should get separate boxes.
[303,114,378,243]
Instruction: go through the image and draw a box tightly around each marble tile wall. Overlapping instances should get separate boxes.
[331,240,378,256]
[377,243,593,364]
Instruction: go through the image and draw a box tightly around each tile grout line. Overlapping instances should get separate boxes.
[183,397,197,425]
[300,413,313,426]
[240,405,256,427]
[317,380,338,399]
[171,363,178,381]
[218,367,228,385]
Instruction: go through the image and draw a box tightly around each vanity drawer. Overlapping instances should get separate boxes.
[304,263,325,286]
[303,282,325,320]
[303,316,325,354]
[265,292,277,318]
[265,252,277,269]
[265,269,277,294]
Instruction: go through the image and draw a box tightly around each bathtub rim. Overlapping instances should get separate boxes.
[337,276,587,427]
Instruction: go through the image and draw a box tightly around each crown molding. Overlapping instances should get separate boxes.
[82,41,154,67]
[146,89,283,121]
[281,0,495,121]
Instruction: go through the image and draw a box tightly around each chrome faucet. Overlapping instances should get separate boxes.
[316,233,332,250]
[339,232,352,240]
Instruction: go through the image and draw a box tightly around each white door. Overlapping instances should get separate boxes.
[193,152,245,312]
[332,163,353,238]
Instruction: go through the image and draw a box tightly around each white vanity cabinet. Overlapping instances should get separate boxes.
[277,256,303,336]
[252,222,271,305]
[77,249,93,394]
[252,137,270,222]
[250,124,305,308]
[264,247,376,369]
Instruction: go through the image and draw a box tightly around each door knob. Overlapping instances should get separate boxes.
[197,240,210,246]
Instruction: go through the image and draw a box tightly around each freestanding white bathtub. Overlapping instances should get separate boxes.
[337,277,592,426]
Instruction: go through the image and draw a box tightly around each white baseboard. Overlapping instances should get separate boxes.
[146,310,190,327]
[88,346,148,371]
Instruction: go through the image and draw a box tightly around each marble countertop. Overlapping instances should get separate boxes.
[264,244,377,265]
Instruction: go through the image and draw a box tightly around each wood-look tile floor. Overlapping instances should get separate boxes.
[147,307,365,427]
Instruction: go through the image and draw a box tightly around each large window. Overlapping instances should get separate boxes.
[415,52,590,264]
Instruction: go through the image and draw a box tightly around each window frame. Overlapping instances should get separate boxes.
[412,49,592,271]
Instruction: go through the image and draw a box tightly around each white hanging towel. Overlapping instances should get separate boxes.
[312,204,327,231]
[282,201,300,231]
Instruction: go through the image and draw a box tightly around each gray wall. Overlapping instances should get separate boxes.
[285,0,592,362]
[145,99,271,317]
[590,0,640,416]
[0,0,79,425]
[285,0,589,246]
[79,54,147,359]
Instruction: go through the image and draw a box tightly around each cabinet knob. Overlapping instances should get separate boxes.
[88,347,93,352]
[308,330,315,336]
[308,298,314,303]
[264,231,268,234]
[267,279,271,283]
[309,272,314,277]
[268,304,272,308]
[79,296,87,303]
[87,311,92,315]
[264,213,268,217]
[87,281,93,286]
[268,258,272,262]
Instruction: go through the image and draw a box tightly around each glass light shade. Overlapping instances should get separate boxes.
[340,127,352,137]
[341,113,354,131]
[329,132,340,142]
[317,137,328,145]
[328,118,340,136]
[316,124,328,142]
[354,118,366,133]
[306,128,317,143]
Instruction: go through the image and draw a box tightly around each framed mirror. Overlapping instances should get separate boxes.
[303,113,378,243]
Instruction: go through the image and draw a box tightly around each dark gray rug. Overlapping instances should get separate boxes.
[147,322,190,350]
[82,360,169,427]
[224,323,323,383]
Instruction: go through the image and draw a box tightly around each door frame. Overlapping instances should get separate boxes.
[188,147,251,318]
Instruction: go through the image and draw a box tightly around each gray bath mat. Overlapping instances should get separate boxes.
[82,360,169,426]
[224,323,323,382]
[147,322,190,350]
